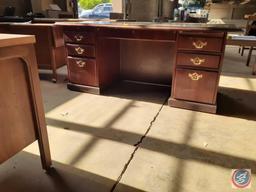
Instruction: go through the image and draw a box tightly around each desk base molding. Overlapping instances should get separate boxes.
[67,82,101,95]
[168,98,217,114]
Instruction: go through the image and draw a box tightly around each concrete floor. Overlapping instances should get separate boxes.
[0,46,256,192]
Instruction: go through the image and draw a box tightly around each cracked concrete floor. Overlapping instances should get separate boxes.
[0,46,256,192]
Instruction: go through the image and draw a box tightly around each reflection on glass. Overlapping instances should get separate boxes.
[78,0,112,19]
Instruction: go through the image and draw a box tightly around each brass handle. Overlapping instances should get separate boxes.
[74,35,84,42]
[75,47,85,55]
[188,72,203,81]
[192,40,207,49]
[190,57,205,66]
[76,60,86,68]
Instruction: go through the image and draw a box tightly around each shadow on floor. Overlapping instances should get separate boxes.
[102,81,170,105]
[38,65,68,83]
[218,87,256,121]
[46,117,256,175]
[0,152,144,192]
[221,72,256,79]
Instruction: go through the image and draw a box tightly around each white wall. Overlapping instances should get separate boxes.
[112,0,123,13]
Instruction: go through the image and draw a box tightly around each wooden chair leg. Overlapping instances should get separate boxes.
[246,46,253,67]
[241,46,245,56]
[238,46,241,53]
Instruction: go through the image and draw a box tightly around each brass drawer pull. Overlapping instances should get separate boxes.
[76,60,86,68]
[190,57,205,66]
[192,40,207,49]
[75,47,85,55]
[74,35,84,42]
[188,72,203,81]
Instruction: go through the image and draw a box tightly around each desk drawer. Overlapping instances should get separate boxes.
[178,35,223,52]
[66,44,95,58]
[176,53,221,69]
[64,31,95,44]
[173,69,218,104]
[132,29,176,41]
[68,57,98,86]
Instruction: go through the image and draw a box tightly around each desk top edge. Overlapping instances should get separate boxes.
[0,34,36,48]
[56,21,241,32]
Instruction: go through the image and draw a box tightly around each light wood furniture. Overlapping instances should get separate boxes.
[59,22,239,113]
[0,34,51,170]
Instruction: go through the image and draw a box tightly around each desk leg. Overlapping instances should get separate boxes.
[28,45,52,170]
[50,48,58,83]
[52,67,57,83]
[253,57,256,75]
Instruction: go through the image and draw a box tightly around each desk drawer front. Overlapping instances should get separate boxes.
[67,44,95,58]
[173,69,218,104]
[64,31,95,44]
[132,30,176,41]
[178,35,223,52]
[68,57,98,86]
[176,53,220,69]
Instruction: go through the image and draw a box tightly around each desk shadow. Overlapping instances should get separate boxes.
[103,81,170,105]
[0,152,144,192]
[218,87,256,121]
[221,72,256,79]
[38,66,68,83]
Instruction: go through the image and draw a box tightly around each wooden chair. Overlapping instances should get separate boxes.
[239,14,256,66]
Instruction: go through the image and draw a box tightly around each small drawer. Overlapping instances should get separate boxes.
[132,29,176,41]
[64,31,95,44]
[173,69,218,104]
[178,35,223,52]
[68,57,98,86]
[176,53,221,69]
[98,28,176,41]
[66,44,95,58]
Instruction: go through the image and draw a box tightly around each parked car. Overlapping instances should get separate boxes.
[79,3,112,19]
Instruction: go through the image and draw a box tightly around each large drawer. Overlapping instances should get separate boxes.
[64,31,95,44]
[178,35,223,52]
[173,69,218,104]
[176,53,221,69]
[68,57,98,86]
[66,44,96,58]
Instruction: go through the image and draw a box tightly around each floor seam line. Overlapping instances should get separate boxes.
[110,97,168,192]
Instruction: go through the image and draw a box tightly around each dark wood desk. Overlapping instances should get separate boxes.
[0,23,66,82]
[59,22,239,113]
[0,34,51,170]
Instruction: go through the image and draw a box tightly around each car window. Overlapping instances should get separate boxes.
[94,6,104,14]
[104,6,112,12]
[103,6,112,12]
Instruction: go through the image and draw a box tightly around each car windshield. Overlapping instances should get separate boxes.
[78,0,113,19]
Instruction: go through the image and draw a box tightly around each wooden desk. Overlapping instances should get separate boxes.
[226,38,256,75]
[0,34,51,170]
[59,22,239,113]
[0,23,66,82]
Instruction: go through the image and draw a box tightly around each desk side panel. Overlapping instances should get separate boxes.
[0,57,37,163]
